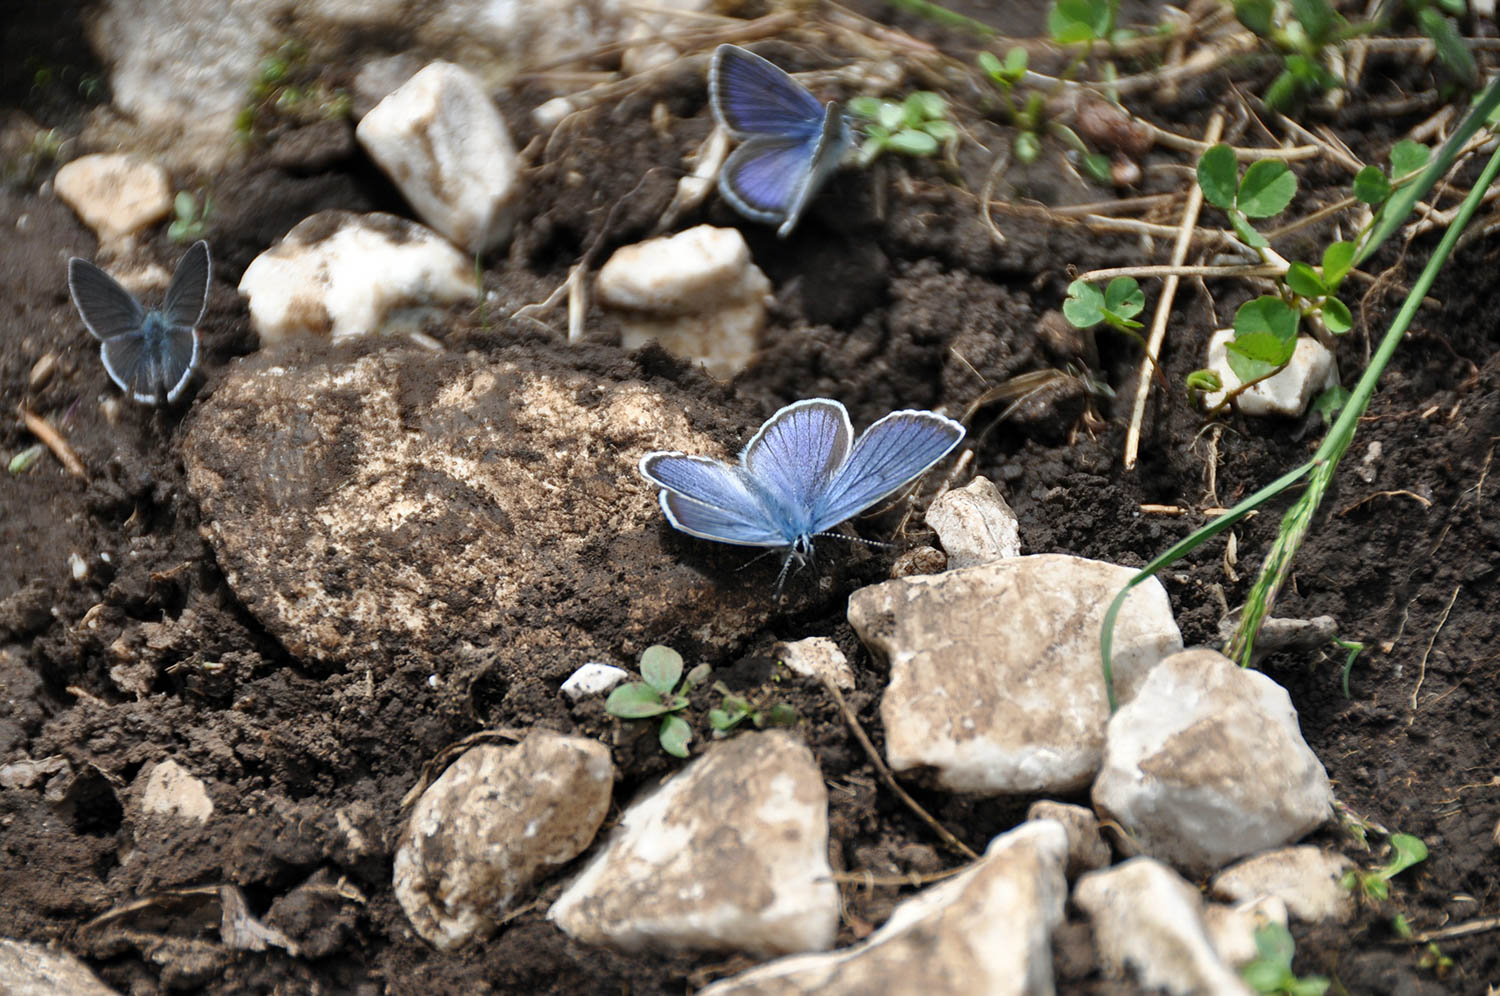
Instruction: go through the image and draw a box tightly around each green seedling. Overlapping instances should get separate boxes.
[1241,922,1330,995]
[605,645,710,758]
[707,681,799,734]
[8,444,45,475]
[1233,0,1366,110]
[1048,0,1124,46]
[1197,143,1298,251]
[1392,913,1456,978]
[848,92,959,166]
[1063,277,1143,333]
[236,39,352,144]
[1405,0,1477,83]
[1341,832,1428,903]
[168,191,212,244]
[978,47,1111,180]
[1354,139,1431,210]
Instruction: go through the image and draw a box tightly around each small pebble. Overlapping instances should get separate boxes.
[29,352,57,391]
[69,552,88,581]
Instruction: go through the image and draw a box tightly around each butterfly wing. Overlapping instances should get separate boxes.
[709,44,825,139]
[161,240,211,328]
[742,399,852,520]
[719,133,820,228]
[640,452,787,547]
[809,410,966,532]
[100,321,199,404]
[777,103,854,238]
[68,258,146,342]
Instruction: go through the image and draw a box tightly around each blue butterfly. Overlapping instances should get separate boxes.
[709,44,854,238]
[640,398,965,587]
[67,240,211,405]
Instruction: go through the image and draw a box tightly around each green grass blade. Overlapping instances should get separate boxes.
[1230,135,1500,664]
[1099,458,1315,709]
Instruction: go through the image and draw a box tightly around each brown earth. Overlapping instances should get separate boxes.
[1,2,1497,993]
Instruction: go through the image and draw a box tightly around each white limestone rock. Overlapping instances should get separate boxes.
[561,662,630,700]
[86,0,280,166]
[1026,800,1111,878]
[1092,649,1334,876]
[1210,845,1356,923]
[54,154,171,245]
[619,0,715,74]
[0,938,119,996]
[394,731,613,950]
[237,210,476,344]
[356,61,521,254]
[924,475,1021,567]
[549,731,837,957]
[596,225,773,380]
[847,554,1182,795]
[699,820,1069,996]
[1074,857,1254,995]
[137,759,213,824]
[773,636,854,691]
[1203,330,1338,417]
[1204,895,1290,969]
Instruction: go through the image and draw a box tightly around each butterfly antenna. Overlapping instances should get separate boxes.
[813,531,891,550]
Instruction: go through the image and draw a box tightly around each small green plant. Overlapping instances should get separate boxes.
[1341,832,1428,902]
[1391,914,1457,978]
[977,47,1111,180]
[605,645,710,758]
[1048,0,1124,46]
[1063,277,1144,333]
[236,40,352,144]
[707,681,799,734]
[1241,922,1330,995]
[168,191,212,244]
[1233,0,1363,111]
[8,444,45,475]
[848,92,958,166]
[1403,0,1477,84]
[1353,139,1432,210]
[1197,144,1298,250]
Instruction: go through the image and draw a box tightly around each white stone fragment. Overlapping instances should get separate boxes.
[69,553,88,582]
[1210,845,1356,923]
[619,0,714,74]
[356,61,521,253]
[1074,857,1254,995]
[549,731,837,957]
[596,225,773,380]
[1202,330,1338,417]
[138,759,213,824]
[1026,800,1111,878]
[54,154,172,244]
[394,731,613,950]
[847,554,1182,795]
[699,820,1069,996]
[1092,649,1334,876]
[561,662,629,700]
[238,210,476,345]
[0,938,118,996]
[925,476,1021,567]
[1204,895,1289,969]
[773,636,854,691]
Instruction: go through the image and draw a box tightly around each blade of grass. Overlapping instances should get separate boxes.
[1100,76,1500,707]
[1229,133,1500,663]
[884,0,996,37]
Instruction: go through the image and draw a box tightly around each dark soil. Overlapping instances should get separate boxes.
[2,2,1497,994]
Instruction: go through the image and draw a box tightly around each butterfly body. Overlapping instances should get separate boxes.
[709,45,853,237]
[67,240,210,405]
[640,399,965,586]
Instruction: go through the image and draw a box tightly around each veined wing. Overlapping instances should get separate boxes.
[742,399,852,519]
[709,44,824,140]
[810,411,965,532]
[161,240,211,328]
[719,133,819,226]
[640,452,786,546]
[68,258,145,342]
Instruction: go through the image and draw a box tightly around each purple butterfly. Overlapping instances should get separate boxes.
[709,44,853,238]
[640,398,965,588]
[68,241,210,405]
